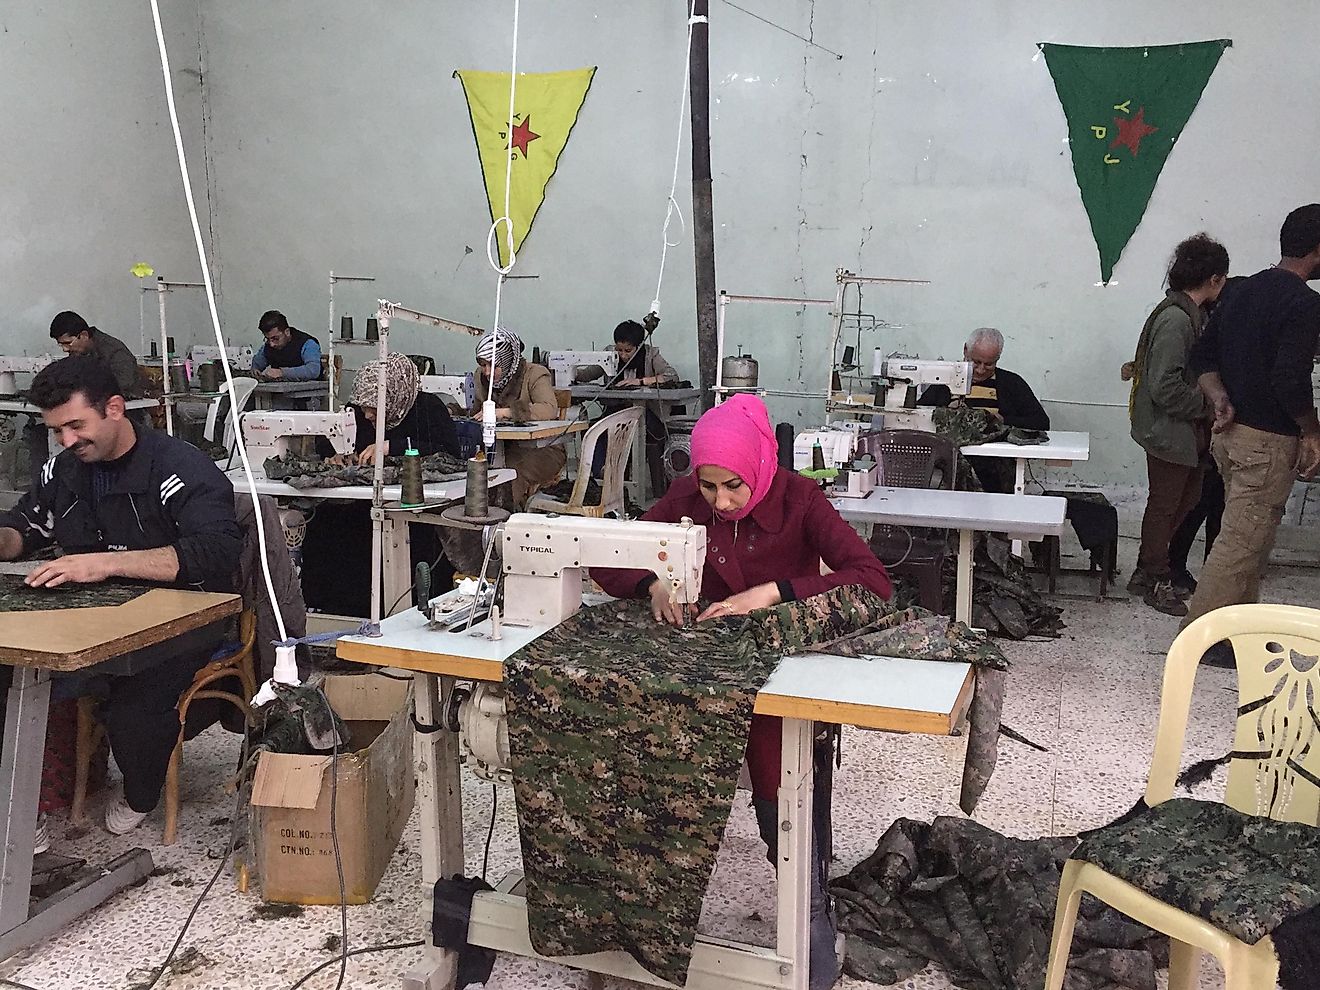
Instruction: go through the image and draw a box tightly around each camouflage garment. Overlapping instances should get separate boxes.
[0,574,149,612]
[262,452,467,490]
[1075,797,1320,946]
[831,816,1168,990]
[819,606,1008,813]
[504,586,890,985]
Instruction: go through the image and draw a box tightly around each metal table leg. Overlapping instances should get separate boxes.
[0,666,153,959]
[1011,457,1027,557]
[404,672,466,990]
[776,717,814,990]
[956,529,974,626]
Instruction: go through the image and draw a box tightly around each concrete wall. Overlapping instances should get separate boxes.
[15,2,1320,484]
[0,3,215,360]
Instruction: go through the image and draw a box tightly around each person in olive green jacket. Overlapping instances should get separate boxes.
[1127,234,1229,615]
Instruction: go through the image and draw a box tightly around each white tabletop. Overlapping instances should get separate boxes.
[960,430,1090,463]
[0,397,159,414]
[569,386,703,403]
[761,651,972,722]
[491,419,587,440]
[830,486,1066,536]
[224,466,517,501]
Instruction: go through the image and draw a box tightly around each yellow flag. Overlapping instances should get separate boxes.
[455,67,596,267]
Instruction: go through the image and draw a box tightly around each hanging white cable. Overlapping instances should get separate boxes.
[480,0,522,448]
[649,3,699,320]
[147,0,288,644]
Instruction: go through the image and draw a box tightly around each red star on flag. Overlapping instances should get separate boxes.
[1110,107,1158,157]
[509,115,540,158]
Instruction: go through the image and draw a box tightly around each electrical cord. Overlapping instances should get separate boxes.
[286,940,425,990]
[328,726,349,990]
[482,784,498,882]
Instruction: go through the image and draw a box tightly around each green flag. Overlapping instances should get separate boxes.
[1042,40,1230,283]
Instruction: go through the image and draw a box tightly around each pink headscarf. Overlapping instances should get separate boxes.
[688,394,780,520]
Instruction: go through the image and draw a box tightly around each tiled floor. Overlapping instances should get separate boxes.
[1,515,1313,990]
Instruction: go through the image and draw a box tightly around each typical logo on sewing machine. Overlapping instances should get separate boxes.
[519,545,554,554]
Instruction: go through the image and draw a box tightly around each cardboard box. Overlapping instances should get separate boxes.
[250,675,415,905]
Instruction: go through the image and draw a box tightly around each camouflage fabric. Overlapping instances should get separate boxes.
[819,605,1007,813]
[933,406,1009,448]
[504,586,890,985]
[0,574,149,612]
[1075,798,1320,946]
[262,452,467,490]
[832,816,1167,990]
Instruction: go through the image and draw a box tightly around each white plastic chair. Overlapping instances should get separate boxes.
[526,407,641,518]
[1044,603,1320,990]
[204,377,260,457]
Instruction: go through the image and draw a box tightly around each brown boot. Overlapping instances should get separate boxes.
[1144,580,1188,617]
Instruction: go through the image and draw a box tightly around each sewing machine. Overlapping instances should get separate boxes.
[545,349,619,388]
[419,372,476,410]
[188,344,254,371]
[871,355,973,431]
[239,408,356,465]
[0,355,54,395]
[793,425,881,498]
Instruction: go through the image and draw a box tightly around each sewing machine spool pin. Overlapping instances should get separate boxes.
[440,451,509,527]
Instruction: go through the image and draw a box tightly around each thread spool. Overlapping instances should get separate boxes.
[811,441,826,472]
[400,441,424,507]
[166,336,176,355]
[775,422,795,470]
[341,316,354,340]
[366,317,380,341]
[465,453,490,518]
[197,360,222,393]
[149,340,159,359]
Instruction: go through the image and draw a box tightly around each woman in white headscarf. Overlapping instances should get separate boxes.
[471,327,566,505]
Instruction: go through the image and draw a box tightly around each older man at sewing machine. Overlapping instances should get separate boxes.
[0,356,241,839]
[920,326,1050,492]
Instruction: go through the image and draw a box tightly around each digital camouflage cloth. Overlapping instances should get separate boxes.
[819,606,1008,813]
[1075,798,1320,947]
[262,452,467,490]
[503,586,891,985]
[832,816,1169,990]
[0,574,149,612]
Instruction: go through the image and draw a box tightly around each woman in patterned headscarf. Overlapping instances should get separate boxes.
[470,327,566,505]
[335,353,457,465]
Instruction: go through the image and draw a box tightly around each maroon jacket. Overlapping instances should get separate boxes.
[592,468,891,603]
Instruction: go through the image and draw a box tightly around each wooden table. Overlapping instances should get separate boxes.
[0,586,239,960]
[169,378,330,412]
[830,486,1067,625]
[488,419,588,471]
[338,600,973,990]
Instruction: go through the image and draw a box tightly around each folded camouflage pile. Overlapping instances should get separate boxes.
[504,586,891,985]
[832,816,1168,990]
[262,452,467,490]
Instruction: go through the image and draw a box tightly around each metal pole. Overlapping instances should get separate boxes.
[689,0,718,411]
[327,270,336,411]
[156,280,173,435]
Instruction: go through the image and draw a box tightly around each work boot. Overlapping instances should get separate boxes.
[1169,569,1197,596]
[1144,581,1188,617]
[1126,568,1153,596]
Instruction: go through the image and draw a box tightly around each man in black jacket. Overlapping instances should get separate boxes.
[920,327,1051,492]
[0,356,242,837]
[1183,204,1320,636]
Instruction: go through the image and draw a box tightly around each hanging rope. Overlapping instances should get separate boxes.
[481,0,522,446]
[648,2,701,326]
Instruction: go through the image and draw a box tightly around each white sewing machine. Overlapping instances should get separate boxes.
[239,408,356,465]
[545,349,619,388]
[189,344,254,371]
[419,372,476,410]
[0,355,54,395]
[872,355,974,431]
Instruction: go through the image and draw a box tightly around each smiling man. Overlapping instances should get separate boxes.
[0,356,241,837]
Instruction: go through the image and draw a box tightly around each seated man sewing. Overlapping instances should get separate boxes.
[252,310,323,382]
[27,311,147,491]
[0,356,242,838]
[919,326,1050,492]
[593,319,682,494]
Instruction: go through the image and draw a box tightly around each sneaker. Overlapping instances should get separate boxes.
[104,794,148,836]
[34,815,49,855]
[1169,569,1197,596]
[1126,568,1154,596]
[1144,581,1188,617]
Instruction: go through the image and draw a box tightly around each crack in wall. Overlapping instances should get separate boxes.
[194,0,221,303]
[792,0,818,406]
[857,10,880,270]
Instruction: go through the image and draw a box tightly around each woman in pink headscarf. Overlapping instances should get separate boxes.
[593,394,889,989]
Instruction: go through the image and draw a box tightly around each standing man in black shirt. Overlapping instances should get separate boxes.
[920,327,1051,492]
[1184,204,1320,630]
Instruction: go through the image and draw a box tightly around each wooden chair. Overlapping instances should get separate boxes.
[526,407,641,518]
[554,388,573,420]
[72,610,259,844]
[1043,604,1320,990]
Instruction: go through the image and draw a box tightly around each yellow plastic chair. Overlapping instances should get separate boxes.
[1044,603,1320,990]
[527,407,641,518]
